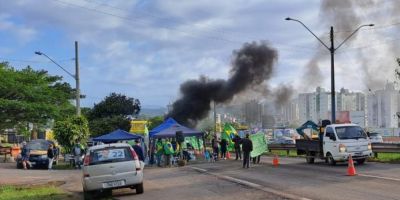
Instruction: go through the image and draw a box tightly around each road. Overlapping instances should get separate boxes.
[0,162,283,200]
[1,157,400,200]
[192,156,400,200]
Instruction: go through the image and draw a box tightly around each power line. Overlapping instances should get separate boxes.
[0,57,74,64]
[52,0,316,53]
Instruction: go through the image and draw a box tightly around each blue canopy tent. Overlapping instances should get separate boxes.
[149,117,178,138]
[148,118,205,164]
[93,129,142,143]
[152,124,204,138]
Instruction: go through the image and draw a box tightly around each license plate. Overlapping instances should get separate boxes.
[102,180,125,188]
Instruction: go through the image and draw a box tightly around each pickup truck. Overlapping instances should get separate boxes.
[296,123,373,165]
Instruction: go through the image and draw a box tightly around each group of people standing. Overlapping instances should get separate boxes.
[212,133,260,168]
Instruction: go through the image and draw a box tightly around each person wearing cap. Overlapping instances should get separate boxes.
[21,141,31,170]
[241,134,253,168]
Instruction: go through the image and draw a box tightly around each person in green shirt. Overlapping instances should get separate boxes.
[163,139,174,167]
[155,139,164,167]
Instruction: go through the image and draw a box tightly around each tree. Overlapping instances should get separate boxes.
[89,115,131,137]
[0,62,75,137]
[87,93,141,137]
[147,116,164,130]
[89,93,141,119]
[53,115,90,153]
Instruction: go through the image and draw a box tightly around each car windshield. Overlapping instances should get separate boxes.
[89,147,133,165]
[369,133,380,137]
[27,141,50,150]
[335,126,367,140]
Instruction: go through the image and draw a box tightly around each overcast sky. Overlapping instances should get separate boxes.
[1,0,399,108]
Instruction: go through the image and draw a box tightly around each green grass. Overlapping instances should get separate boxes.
[52,162,75,170]
[369,152,400,163]
[265,150,400,163]
[0,185,70,200]
[264,150,299,157]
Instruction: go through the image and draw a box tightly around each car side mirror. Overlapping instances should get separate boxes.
[329,135,336,141]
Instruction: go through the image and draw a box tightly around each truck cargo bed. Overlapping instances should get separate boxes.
[295,139,321,155]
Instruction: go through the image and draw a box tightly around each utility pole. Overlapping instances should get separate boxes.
[285,17,373,123]
[214,101,217,136]
[35,41,81,116]
[330,27,335,122]
[75,41,81,116]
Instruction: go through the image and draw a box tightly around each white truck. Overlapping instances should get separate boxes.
[296,121,373,165]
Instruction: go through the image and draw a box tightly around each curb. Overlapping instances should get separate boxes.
[191,166,312,200]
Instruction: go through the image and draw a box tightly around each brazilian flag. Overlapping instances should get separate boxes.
[221,123,237,151]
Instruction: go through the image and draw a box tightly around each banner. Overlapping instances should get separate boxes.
[250,132,267,157]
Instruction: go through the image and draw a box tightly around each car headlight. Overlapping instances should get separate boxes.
[339,144,346,153]
[40,155,48,159]
[368,143,372,150]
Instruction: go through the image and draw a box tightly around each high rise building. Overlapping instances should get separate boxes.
[367,82,400,128]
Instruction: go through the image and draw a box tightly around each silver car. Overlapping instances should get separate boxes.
[369,132,383,143]
[82,143,144,199]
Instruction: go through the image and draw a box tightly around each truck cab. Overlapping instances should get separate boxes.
[296,122,373,165]
[323,124,372,165]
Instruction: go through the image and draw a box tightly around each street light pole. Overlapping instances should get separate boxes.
[35,41,81,116]
[285,17,373,123]
[75,41,81,116]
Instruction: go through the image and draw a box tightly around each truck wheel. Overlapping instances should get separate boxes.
[326,153,336,166]
[356,158,366,165]
[136,183,144,194]
[306,152,315,164]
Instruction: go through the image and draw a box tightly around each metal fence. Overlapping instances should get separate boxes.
[268,143,400,156]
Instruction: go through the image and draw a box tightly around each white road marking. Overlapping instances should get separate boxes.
[190,166,312,200]
[358,174,400,182]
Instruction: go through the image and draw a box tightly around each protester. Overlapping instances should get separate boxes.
[155,139,164,167]
[163,139,174,167]
[21,141,31,170]
[47,144,55,170]
[72,142,84,169]
[233,135,242,160]
[241,134,253,168]
[211,136,219,161]
[252,155,261,164]
[220,138,228,160]
[132,139,144,162]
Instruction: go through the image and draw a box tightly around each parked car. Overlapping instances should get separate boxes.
[272,136,296,144]
[369,132,383,143]
[82,143,144,199]
[16,139,59,169]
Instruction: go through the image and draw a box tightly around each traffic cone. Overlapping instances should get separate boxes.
[273,154,279,167]
[347,154,357,176]
[226,151,231,159]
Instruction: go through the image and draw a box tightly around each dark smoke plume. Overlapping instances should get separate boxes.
[274,84,294,107]
[167,41,278,127]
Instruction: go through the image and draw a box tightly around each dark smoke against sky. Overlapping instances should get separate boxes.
[167,41,278,127]
[300,0,400,92]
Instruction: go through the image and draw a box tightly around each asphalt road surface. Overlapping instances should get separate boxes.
[2,156,400,200]
[193,156,400,200]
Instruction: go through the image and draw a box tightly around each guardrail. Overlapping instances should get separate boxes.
[267,143,400,156]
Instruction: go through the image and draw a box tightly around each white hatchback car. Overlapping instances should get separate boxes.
[82,143,144,199]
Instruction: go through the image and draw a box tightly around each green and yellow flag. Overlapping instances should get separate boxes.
[221,124,237,151]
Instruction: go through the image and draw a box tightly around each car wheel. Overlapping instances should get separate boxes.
[326,153,336,166]
[306,152,315,164]
[136,183,144,194]
[356,158,366,165]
